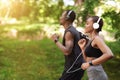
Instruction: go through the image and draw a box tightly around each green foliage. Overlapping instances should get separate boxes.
[76,0,100,26]
[103,58,120,80]
[0,0,64,23]
[106,41,120,57]
[28,0,64,23]
[115,31,120,41]
[102,10,120,41]
[0,23,45,40]
[105,41,120,80]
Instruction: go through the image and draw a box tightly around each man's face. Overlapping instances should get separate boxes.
[59,11,67,25]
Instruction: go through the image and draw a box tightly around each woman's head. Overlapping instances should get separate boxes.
[85,16,103,33]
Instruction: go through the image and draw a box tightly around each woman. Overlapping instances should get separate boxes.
[78,16,114,80]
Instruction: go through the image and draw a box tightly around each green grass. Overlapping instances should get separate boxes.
[104,41,120,80]
[0,38,64,80]
[0,38,119,80]
[0,23,119,80]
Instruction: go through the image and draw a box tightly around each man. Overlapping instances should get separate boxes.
[51,10,84,80]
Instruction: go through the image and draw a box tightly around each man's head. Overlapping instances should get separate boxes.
[60,10,76,25]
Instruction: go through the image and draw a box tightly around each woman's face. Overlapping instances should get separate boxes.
[84,17,94,33]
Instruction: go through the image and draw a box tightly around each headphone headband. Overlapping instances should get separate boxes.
[66,10,72,18]
[97,17,101,23]
[93,17,101,29]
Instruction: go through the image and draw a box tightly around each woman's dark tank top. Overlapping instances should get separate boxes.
[85,40,103,58]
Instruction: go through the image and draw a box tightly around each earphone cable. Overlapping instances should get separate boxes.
[66,52,83,73]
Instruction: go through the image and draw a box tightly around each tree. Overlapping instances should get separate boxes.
[101,0,120,41]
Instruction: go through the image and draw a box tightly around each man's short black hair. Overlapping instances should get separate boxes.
[66,10,76,23]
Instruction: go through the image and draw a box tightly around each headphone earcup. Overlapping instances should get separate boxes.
[93,23,99,29]
[65,16,69,20]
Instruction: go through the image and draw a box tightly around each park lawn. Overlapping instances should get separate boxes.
[0,38,64,80]
[0,38,119,80]
[0,23,119,80]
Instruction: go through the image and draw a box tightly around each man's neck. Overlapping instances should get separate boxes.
[63,22,72,30]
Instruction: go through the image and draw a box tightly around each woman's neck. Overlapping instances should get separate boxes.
[89,30,99,40]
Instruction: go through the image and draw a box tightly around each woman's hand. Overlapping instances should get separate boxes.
[81,62,90,70]
[78,39,87,50]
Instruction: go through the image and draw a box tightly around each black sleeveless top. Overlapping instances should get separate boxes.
[85,41,103,58]
[60,25,84,80]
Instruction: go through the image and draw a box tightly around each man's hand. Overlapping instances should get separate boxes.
[51,34,59,42]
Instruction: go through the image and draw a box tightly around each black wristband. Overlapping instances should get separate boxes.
[54,39,58,43]
[89,61,93,66]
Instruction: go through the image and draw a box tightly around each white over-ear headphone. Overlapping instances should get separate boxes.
[66,10,72,20]
[93,17,101,29]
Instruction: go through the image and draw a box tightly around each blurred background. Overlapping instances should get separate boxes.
[0,0,120,80]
